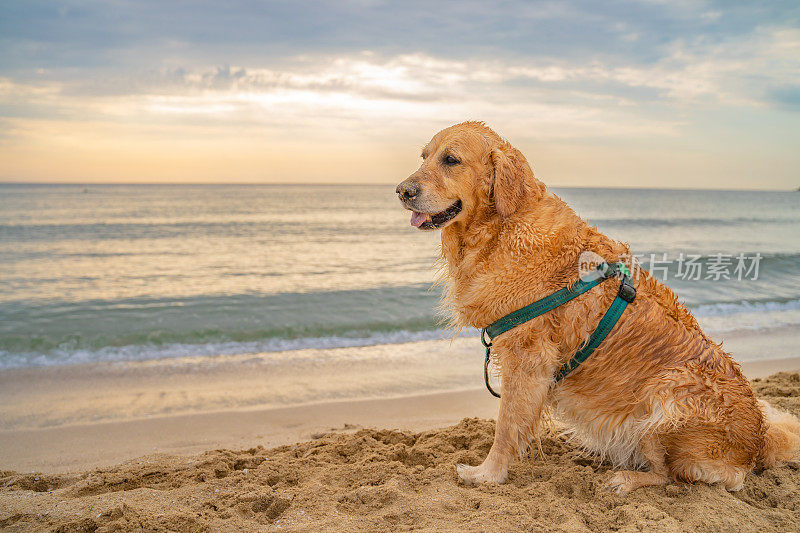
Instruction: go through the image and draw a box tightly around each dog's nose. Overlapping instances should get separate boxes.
[396,181,420,202]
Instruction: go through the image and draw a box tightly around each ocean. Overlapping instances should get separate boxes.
[1,183,799,375]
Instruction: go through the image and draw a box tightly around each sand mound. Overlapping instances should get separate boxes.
[2,373,800,532]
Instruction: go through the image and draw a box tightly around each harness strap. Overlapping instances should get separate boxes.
[481,262,635,397]
[484,262,621,340]
[553,275,634,382]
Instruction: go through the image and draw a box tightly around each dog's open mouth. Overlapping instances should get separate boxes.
[410,200,462,230]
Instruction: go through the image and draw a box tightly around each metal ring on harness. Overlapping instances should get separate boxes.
[481,328,501,398]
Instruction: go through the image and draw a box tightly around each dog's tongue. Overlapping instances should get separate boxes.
[410,211,431,228]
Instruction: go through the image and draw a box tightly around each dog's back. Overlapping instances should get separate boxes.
[398,121,800,492]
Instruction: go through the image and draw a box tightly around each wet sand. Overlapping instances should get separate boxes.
[0,348,797,474]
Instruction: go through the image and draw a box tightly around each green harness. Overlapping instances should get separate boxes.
[480,262,636,398]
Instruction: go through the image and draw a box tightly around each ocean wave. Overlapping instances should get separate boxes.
[0,316,444,357]
[4,216,795,237]
[636,252,800,276]
[588,216,798,228]
[0,218,405,242]
[692,298,800,317]
[692,298,800,334]
[635,251,800,264]
[0,327,473,370]
[2,297,799,369]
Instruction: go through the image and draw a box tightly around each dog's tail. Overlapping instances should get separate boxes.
[757,400,800,469]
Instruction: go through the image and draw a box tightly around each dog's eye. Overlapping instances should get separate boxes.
[443,155,460,166]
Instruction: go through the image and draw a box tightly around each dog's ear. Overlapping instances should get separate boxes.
[490,144,545,217]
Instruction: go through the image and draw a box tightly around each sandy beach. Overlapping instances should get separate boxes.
[2,347,799,532]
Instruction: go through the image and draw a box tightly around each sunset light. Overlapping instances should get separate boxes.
[2,3,799,188]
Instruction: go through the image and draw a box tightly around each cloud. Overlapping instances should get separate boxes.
[2,0,798,73]
[5,21,797,133]
[0,1,798,186]
[0,50,693,147]
[768,85,800,109]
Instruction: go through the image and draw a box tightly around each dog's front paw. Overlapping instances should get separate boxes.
[456,462,508,485]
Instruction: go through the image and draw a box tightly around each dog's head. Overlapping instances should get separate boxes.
[396,121,545,230]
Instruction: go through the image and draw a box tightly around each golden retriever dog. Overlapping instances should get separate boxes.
[396,121,800,494]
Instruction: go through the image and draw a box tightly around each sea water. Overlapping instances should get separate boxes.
[2,184,799,372]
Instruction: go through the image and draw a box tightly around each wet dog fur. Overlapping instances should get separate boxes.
[396,121,800,494]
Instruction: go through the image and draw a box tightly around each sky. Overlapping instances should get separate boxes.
[1,1,799,189]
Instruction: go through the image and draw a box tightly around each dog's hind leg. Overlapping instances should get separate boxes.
[605,434,670,495]
[662,422,753,492]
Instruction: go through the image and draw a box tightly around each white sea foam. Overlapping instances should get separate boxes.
[694,299,800,333]
[3,298,799,369]
[0,328,475,370]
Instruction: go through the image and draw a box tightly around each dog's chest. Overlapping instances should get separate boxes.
[550,390,659,469]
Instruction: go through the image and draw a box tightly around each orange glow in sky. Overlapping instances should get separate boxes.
[1,4,799,189]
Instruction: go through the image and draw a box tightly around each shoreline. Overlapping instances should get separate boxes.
[1,355,798,474]
[1,324,797,430]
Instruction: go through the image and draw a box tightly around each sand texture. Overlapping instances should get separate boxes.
[2,372,799,532]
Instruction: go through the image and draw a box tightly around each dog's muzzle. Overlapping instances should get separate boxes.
[407,200,462,230]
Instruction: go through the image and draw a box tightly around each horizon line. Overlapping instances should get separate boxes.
[0,181,796,193]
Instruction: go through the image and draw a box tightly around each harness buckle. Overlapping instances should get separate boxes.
[480,328,492,347]
[617,275,637,303]
[597,261,624,280]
